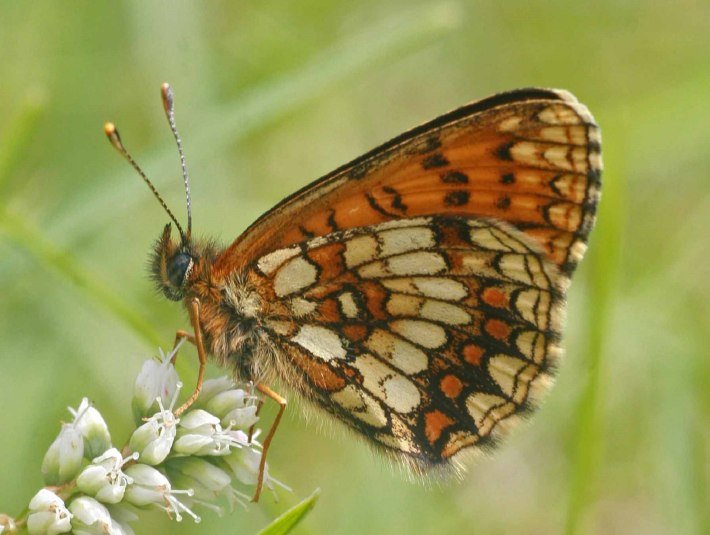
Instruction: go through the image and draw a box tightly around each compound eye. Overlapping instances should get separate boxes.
[167,253,192,287]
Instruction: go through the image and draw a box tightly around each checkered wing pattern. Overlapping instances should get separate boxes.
[215,88,601,470]
[249,216,564,469]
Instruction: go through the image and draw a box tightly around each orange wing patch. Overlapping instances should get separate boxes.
[216,88,600,281]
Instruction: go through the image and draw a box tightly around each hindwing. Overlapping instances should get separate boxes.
[249,216,565,469]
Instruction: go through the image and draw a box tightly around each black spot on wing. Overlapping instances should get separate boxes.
[382,186,408,212]
[444,190,470,207]
[496,195,511,210]
[422,153,450,169]
[441,171,469,184]
[497,141,514,161]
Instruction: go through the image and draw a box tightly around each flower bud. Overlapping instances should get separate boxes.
[132,345,181,424]
[129,419,174,466]
[223,445,264,486]
[41,423,84,486]
[26,489,72,535]
[167,457,232,497]
[68,497,112,535]
[191,376,235,410]
[129,386,181,465]
[166,457,242,516]
[173,410,241,456]
[123,464,171,507]
[76,448,138,504]
[123,464,200,523]
[69,398,112,460]
[204,389,260,429]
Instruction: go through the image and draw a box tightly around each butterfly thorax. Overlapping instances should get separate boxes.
[150,223,276,382]
[190,269,280,383]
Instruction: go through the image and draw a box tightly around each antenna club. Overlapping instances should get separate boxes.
[161,83,174,116]
[103,122,125,152]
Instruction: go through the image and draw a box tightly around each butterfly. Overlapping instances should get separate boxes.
[105,85,601,501]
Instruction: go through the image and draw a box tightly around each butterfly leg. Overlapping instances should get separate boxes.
[174,298,207,417]
[251,383,287,503]
[170,330,195,364]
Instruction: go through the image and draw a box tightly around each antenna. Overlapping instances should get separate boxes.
[160,83,192,240]
[103,122,187,242]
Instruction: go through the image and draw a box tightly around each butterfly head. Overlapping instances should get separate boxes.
[151,223,194,301]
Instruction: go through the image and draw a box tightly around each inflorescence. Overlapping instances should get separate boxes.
[0,344,288,534]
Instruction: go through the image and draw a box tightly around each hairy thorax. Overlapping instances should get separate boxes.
[185,265,279,383]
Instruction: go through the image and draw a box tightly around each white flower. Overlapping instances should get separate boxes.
[192,376,235,410]
[223,443,290,497]
[123,464,200,523]
[132,343,182,424]
[167,457,249,514]
[41,423,84,486]
[69,398,112,460]
[167,457,231,496]
[129,383,182,465]
[204,388,260,429]
[68,497,112,535]
[224,444,265,487]
[26,489,72,535]
[76,448,138,504]
[43,396,113,485]
[173,409,245,456]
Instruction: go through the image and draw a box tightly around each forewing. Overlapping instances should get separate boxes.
[250,216,565,470]
[217,88,601,279]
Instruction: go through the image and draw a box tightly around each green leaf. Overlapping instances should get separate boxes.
[258,489,321,535]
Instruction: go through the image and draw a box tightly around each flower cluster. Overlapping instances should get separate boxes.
[1,345,287,534]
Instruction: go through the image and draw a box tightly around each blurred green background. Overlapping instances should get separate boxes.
[1,2,708,534]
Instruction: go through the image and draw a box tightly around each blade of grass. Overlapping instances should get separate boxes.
[564,114,626,534]
[258,489,320,535]
[0,91,46,193]
[563,70,710,532]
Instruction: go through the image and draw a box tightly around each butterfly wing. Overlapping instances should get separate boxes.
[249,216,565,470]
[213,87,601,470]
[216,88,601,280]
